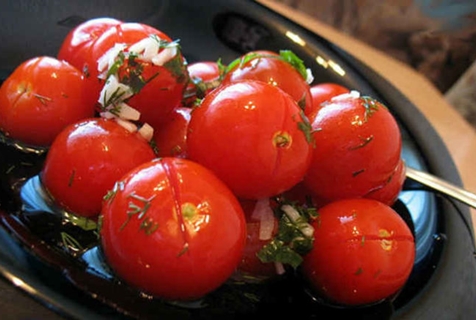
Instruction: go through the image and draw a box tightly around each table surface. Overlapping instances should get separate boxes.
[258,0,476,232]
[2,2,476,319]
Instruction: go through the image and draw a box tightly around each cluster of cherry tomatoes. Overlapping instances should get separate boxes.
[0,17,415,308]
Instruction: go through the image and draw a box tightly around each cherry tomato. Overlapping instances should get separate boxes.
[57,17,122,74]
[187,80,313,199]
[100,157,247,301]
[238,198,279,278]
[309,82,349,118]
[303,93,402,205]
[92,22,189,128]
[183,61,221,106]
[41,118,156,217]
[301,198,415,306]
[57,17,122,108]
[365,159,406,206]
[222,50,313,115]
[153,106,190,158]
[0,56,94,147]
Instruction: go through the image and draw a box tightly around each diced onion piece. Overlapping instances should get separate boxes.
[281,204,314,238]
[117,103,141,121]
[274,262,285,275]
[100,111,115,119]
[151,45,178,66]
[138,123,154,141]
[115,118,137,133]
[330,90,360,102]
[252,198,275,241]
[129,37,161,61]
[97,43,127,75]
[300,224,315,238]
[306,68,314,84]
[98,75,134,107]
[281,204,300,223]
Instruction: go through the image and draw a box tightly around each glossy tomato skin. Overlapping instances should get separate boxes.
[303,94,402,205]
[183,61,221,106]
[57,18,122,109]
[93,22,188,128]
[365,159,406,206]
[57,17,122,72]
[153,106,191,158]
[301,198,415,306]
[0,56,94,147]
[74,21,162,98]
[100,157,247,301]
[41,118,156,217]
[187,80,313,199]
[238,198,279,278]
[309,83,349,119]
[222,51,313,115]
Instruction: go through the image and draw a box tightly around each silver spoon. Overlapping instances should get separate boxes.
[406,166,476,209]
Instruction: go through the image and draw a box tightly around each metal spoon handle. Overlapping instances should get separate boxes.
[406,166,476,209]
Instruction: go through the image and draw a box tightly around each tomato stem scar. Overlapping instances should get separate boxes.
[273,131,292,148]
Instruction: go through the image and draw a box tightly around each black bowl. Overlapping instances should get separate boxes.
[0,0,475,319]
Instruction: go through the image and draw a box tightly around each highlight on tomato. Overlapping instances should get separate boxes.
[99,157,247,301]
[309,82,350,119]
[92,22,189,128]
[222,50,314,115]
[303,91,403,206]
[301,198,415,306]
[0,56,94,147]
[41,117,156,218]
[183,61,222,106]
[153,106,191,158]
[57,17,123,109]
[187,79,314,199]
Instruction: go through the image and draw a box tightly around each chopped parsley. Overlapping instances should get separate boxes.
[257,201,317,269]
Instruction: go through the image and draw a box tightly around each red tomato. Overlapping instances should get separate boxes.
[92,22,189,128]
[183,61,221,106]
[301,198,415,306]
[0,56,94,147]
[365,159,406,205]
[57,17,122,73]
[238,198,279,278]
[309,83,349,118]
[153,106,191,158]
[187,80,313,199]
[303,94,402,205]
[222,50,313,115]
[41,118,156,217]
[100,157,246,301]
[57,18,122,108]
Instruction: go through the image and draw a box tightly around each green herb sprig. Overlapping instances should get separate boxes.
[257,201,317,269]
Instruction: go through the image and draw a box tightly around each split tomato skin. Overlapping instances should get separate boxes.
[0,56,94,147]
[100,157,247,301]
[303,94,402,205]
[365,159,406,206]
[41,118,156,218]
[301,198,415,306]
[222,50,313,115]
[187,80,313,200]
